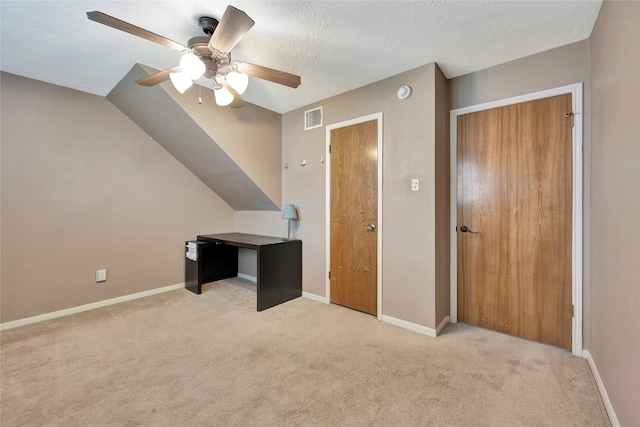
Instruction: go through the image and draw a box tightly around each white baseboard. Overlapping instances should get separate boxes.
[583,350,620,427]
[302,291,329,304]
[237,273,257,283]
[381,314,439,337]
[235,276,325,304]
[0,283,185,331]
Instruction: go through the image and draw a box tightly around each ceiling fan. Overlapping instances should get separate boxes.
[87,5,301,108]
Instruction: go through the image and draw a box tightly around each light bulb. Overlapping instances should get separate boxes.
[180,53,205,80]
[226,71,249,95]
[214,86,234,106]
[169,72,193,94]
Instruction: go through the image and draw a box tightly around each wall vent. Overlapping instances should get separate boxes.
[304,106,323,130]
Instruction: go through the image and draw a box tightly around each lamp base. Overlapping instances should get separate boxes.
[284,219,298,241]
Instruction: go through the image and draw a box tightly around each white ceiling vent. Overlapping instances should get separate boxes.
[304,107,323,130]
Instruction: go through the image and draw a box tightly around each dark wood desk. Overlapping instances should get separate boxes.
[186,233,302,311]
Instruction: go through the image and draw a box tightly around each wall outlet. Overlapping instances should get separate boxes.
[412,178,420,191]
[96,269,107,282]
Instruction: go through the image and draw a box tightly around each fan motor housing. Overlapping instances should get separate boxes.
[188,36,211,52]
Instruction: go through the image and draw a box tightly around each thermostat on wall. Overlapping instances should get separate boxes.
[397,85,412,100]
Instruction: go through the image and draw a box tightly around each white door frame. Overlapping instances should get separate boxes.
[326,112,384,319]
[449,83,584,356]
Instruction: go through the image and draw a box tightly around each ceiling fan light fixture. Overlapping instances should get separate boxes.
[87,8,301,109]
[226,71,249,95]
[169,72,193,94]
[214,86,234,106]
[180,52,206,80]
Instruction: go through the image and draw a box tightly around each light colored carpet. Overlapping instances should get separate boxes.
[1,278,609,426]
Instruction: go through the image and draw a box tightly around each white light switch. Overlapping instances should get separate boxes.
[96,269,107,282]
[412,178,420,191]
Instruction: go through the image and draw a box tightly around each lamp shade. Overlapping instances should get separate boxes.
[214,86,234,106]
[226,71,249,94]
[180,53,205,80]
[282,204,298,220]
[169,72,193,94]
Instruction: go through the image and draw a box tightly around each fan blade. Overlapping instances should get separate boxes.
[208,6,255,55]
[135,66,182,86]
[221,81,245,109]
[87,11,186,52]
[233,62,301,88]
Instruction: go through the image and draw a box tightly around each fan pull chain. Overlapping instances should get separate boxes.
[198,82,202,105]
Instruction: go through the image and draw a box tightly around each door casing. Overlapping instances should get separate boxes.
[449,83,584,356]
[326,113,384,319]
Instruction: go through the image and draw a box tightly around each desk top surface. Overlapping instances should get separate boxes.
[197,232,294,248]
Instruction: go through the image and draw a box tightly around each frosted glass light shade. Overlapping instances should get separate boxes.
[226,71,249,94]
[180,53,205,80]
[214,86,234,106]
[169,72,193,94]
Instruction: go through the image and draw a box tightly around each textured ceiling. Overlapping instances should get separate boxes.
[0,1,602,114]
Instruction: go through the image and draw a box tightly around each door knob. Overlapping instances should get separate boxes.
[365,224,376,232]
[460,225,478,234]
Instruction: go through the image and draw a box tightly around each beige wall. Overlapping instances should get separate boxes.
[276,63,449,329]
[0,73,234,322]
[108,64,280,211]
[434,67,451,325]
[588,1,640,425]
[164,73,283,208]
[234,210,286,278]
[450,40,590,110]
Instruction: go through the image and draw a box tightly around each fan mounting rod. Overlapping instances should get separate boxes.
[198,16,219,35]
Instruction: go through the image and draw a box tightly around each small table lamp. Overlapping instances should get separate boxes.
[282,204,298,239]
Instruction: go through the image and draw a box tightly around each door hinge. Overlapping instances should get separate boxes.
[565,111,575,127]
[329,145,331,154]
[572,304,575,317]
[328,271,331,280]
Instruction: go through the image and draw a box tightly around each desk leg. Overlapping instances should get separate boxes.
[185,242,238,295]
[257,241,302,311]
[185,256,202,294]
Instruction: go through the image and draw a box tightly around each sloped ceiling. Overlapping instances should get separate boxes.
[0,1,602,114]
[108,64,279,211]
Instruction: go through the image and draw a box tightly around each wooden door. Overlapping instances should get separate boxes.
[330,119,378,315]
[457,94,573,349]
